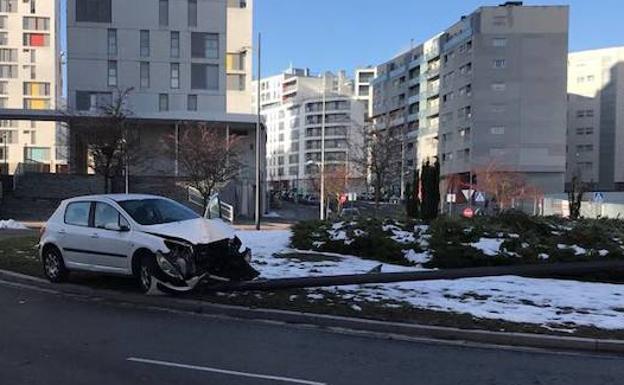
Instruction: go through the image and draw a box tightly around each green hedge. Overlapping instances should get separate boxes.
[290,211,624,269]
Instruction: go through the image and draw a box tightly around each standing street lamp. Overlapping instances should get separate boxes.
[306,160,325,220]
[319,73,326,221]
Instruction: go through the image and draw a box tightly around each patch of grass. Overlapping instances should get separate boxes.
[0,235,42,277]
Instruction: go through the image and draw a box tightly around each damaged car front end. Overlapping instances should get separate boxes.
[115,195,260,293]
[151,234,259,292]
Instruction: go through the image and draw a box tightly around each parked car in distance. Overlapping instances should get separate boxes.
[38,194,259,293]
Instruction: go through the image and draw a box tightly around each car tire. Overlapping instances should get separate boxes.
[137,254,155,293]
[42,246,68,283]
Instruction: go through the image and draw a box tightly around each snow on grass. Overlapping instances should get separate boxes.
[557,244,587,255]
[403,249,432,265]
[0,220,28,230]
[236,229,624,331]
[390,230,415,244]
[470,238,505,256]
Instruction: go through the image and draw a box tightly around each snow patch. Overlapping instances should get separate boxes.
[471,238,505,256]
[403,249,432,265]
[0,220,28,230]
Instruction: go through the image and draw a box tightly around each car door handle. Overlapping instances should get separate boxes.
[58,229,66,234]
[90,233,100,239]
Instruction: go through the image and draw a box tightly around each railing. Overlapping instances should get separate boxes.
[187,186,235,223]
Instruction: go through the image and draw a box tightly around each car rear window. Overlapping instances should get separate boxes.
[64,202,91,226]
[118,198,199,225]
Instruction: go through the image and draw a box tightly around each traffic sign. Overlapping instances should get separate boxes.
[446,193,456,203]
[463,207,475,218]
[593,192,605,203]
[462,189,474,201]
[339,194,347,205]
[475,192,486,203]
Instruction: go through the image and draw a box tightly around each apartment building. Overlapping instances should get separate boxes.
[253,68,366,193]
[66,0,263,216]
[371,2,569,197]
[0,0,62,174]
[567,47,624,192]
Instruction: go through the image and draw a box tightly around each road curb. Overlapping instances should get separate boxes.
[1,268,623,355]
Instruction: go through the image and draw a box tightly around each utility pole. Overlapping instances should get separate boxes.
[320,73,326,221]
[255,32,262,230]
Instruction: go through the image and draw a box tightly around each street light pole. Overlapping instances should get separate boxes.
[255,32,262,231]
[320,73,326,221]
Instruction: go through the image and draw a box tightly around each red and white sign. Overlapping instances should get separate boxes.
[339,194,347,205]
[463,207,475,218]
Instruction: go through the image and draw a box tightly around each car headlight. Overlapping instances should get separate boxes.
[156,252,184,280]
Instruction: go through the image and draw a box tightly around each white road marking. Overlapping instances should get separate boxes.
[127,357,327,385]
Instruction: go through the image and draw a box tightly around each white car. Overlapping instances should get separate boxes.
[38,194,258,293]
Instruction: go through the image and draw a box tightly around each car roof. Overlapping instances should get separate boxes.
[63,194,166,204]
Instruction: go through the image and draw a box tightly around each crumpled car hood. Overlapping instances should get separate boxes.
[141,218,235,245]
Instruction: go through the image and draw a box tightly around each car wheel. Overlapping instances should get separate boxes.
[137,255,155,293]
[42,246,68,283]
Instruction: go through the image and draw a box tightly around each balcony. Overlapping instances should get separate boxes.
[426,104,440,116]
[408,77,420,87]
[407,113,419,122]
[426,66,440,79]
[390,116,405,127]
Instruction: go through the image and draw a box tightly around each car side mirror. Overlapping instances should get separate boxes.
[119,225,130,232]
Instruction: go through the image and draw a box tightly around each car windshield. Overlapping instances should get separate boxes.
[118,198,200,225]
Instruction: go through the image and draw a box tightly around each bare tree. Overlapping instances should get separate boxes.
[474,161,532,212]
[568,173,587,220]
[168,124,243,212]
[351,123,402,207]
[309,164,348,217]
[72,87,136,193]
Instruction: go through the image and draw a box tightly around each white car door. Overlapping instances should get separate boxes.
[89,202,133,274]
[60,201,95,269]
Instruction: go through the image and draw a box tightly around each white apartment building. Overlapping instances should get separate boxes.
[0,0,62,175]
[371,2,569,198]
[253,68,366,193]
[66,0,264,217]
[567,47,624,192]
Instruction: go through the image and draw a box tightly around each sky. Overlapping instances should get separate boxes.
[254,0,624,77]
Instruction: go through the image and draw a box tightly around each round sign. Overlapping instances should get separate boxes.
[463,207,475,218]
[339,194,347,204]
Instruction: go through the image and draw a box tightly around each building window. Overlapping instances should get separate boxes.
[188,0,197,27]
[107,29,117,55]
[491,82,506,92]
[492,37,507,47]
[226,52,246,71]
[159,0,169,26]
[191,63,218,90]
[76,0,112,23]
[140,30,150,57]
[227,74,245,91]
[493,59,507,69]
[170,63,180,89]
[107,60,117,87]
[29,0,36,14]
[191,33,219,59]
[23,82,50,96]
[0,0,16,13]
[23,17,49,31]
[0,32,6,45]
[491,126,505,135]
[0,48,16,62]
[0,64,17,78]
[187,94,197,111]
[159,94,169,112]
[23,98,50,109]
[23,33,49,47]
[75,91,112,111]
[140,61,149,88]
[170,31,180,58]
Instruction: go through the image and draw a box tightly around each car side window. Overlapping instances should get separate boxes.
[94,202,126,229]
[64,202,91,227]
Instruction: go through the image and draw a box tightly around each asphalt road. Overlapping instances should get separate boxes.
[2,283,624,385]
